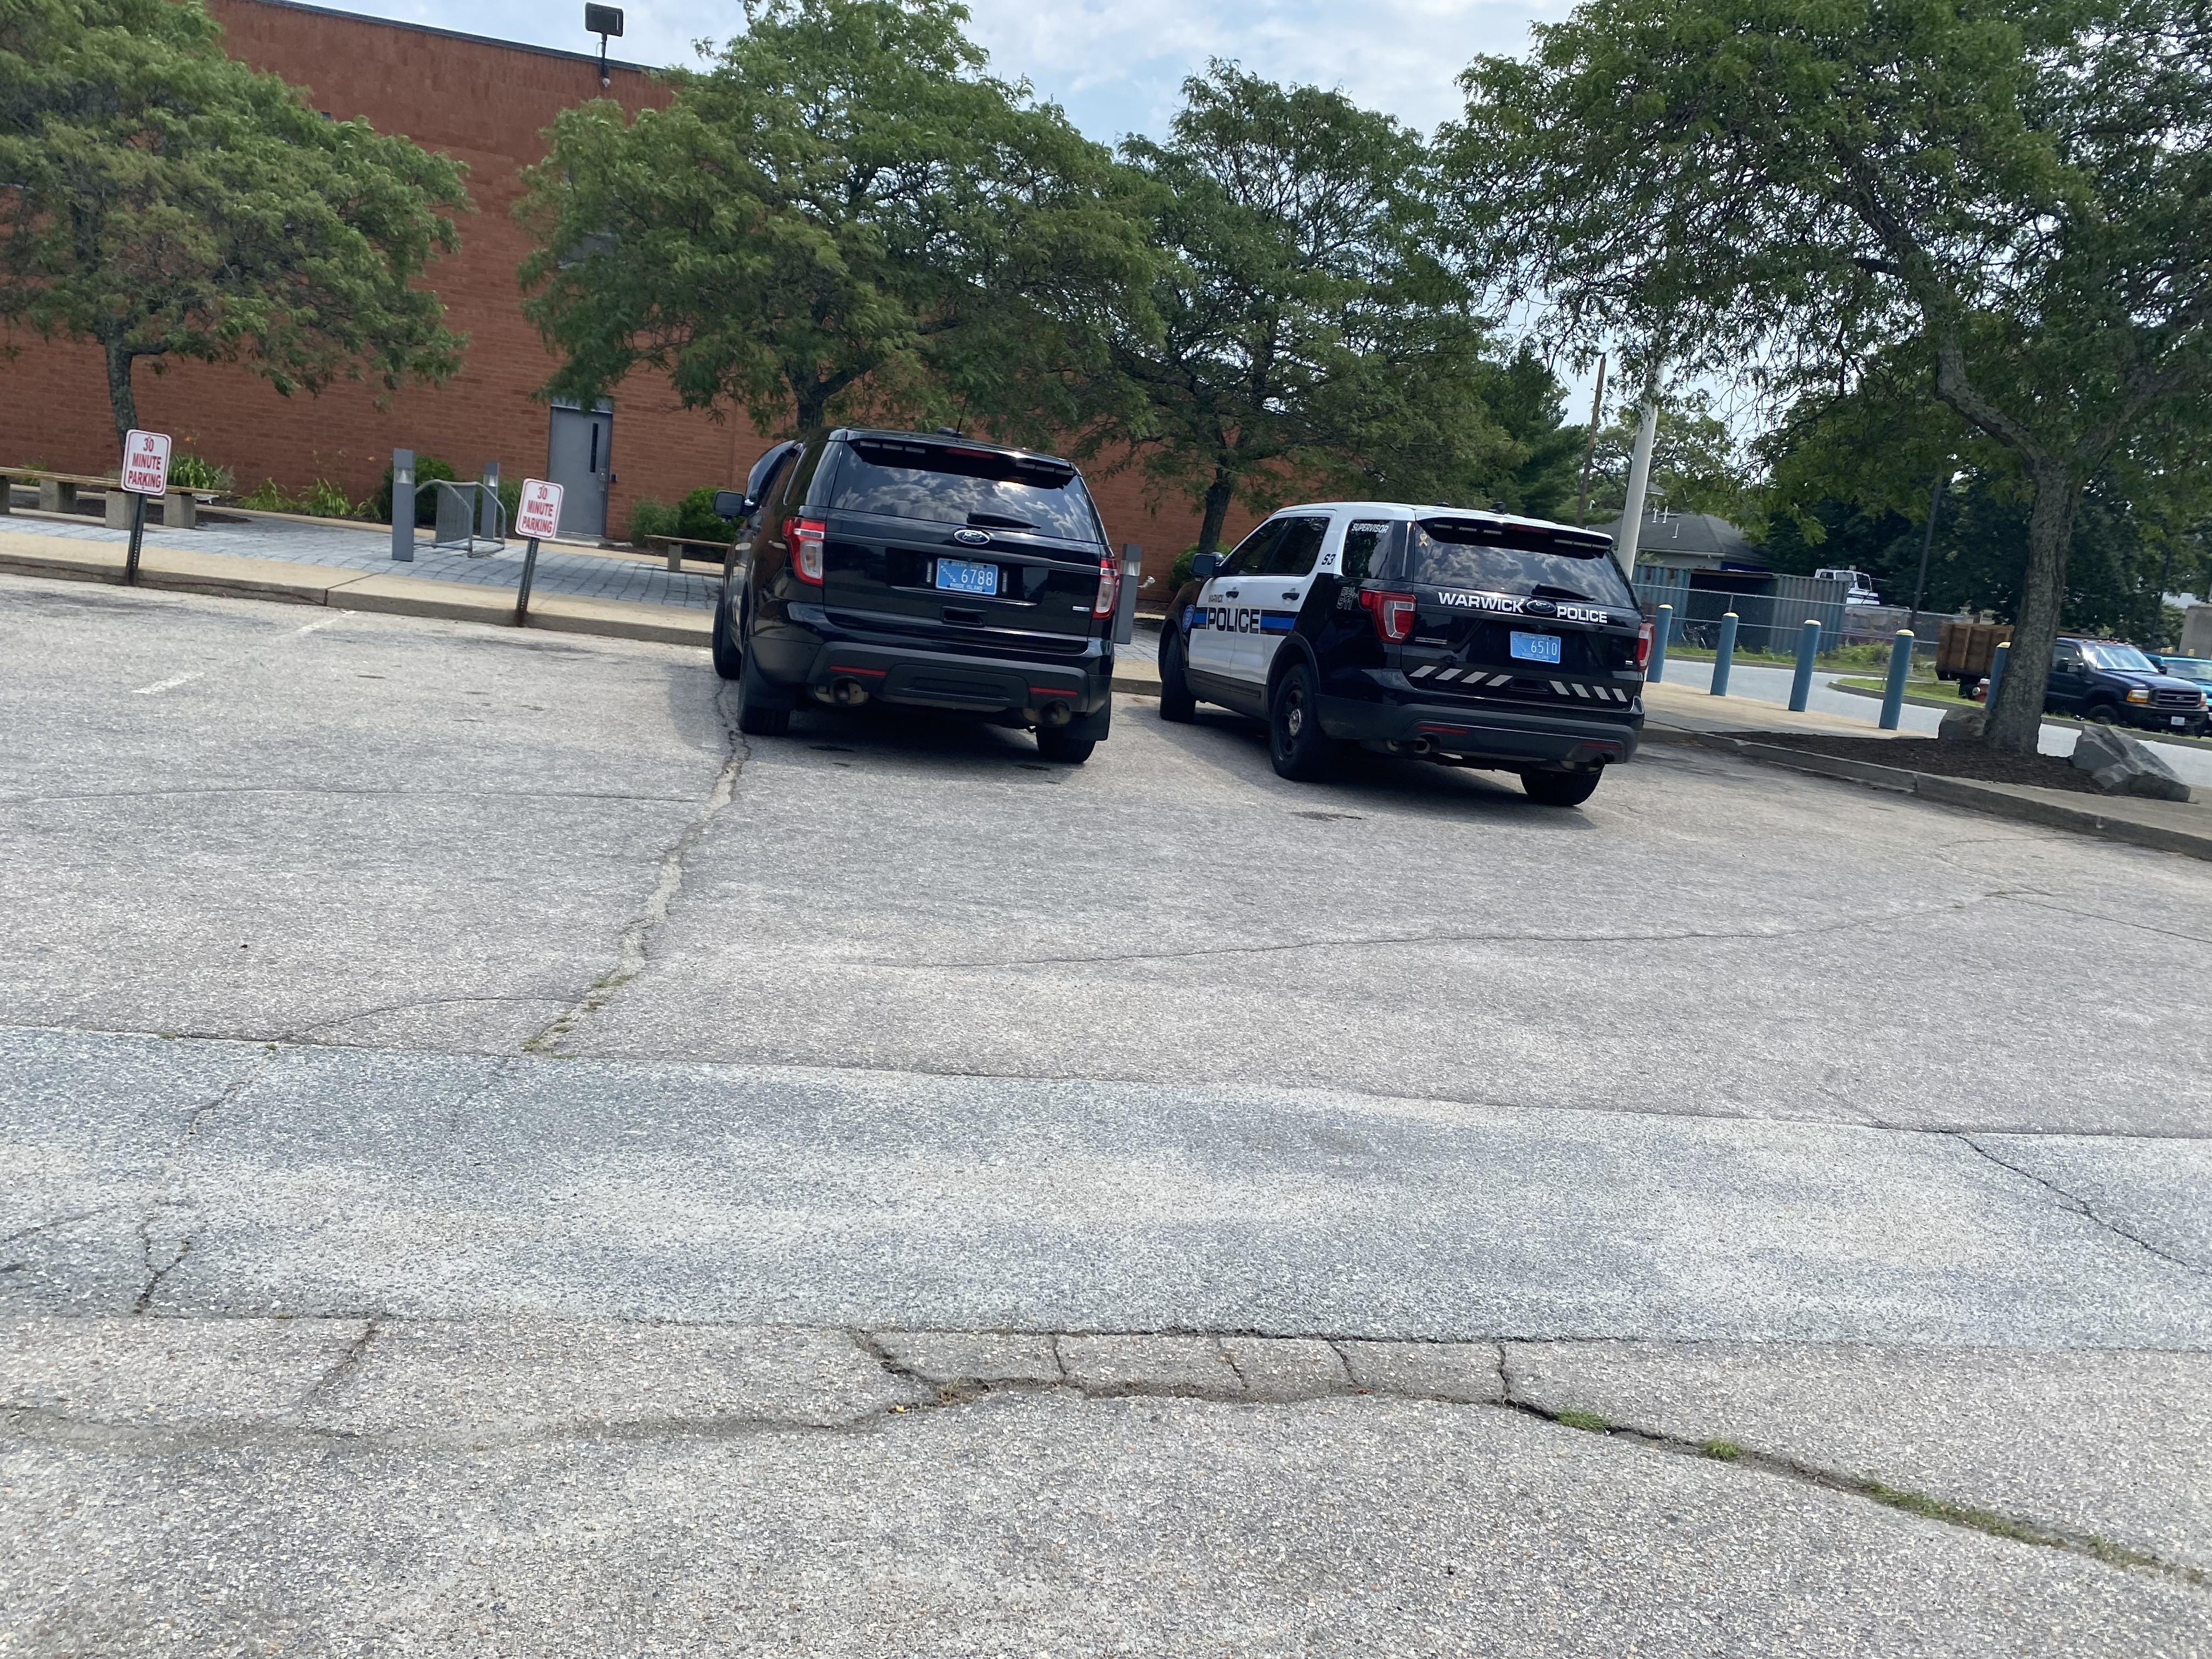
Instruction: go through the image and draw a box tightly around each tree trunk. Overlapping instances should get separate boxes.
[1194,467,1235,556]
[1987,464,2083,753]
[103,337,139,456]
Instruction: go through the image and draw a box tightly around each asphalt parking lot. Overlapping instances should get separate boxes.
[4,575,2209,1654]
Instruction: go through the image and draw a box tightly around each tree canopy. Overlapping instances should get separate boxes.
[517,0,1150,443]
[1110,64,1523,555]
[1447,0,2212,749]
[0,0,470,450]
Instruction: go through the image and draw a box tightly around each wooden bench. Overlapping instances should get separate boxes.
[645,534,733,572]
[0,467,200,530]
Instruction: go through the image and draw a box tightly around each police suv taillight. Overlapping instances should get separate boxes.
[1635,619,1654,671]
[784,516,826,584]
[1092,552,1119,618]
[1359,589,1417,644]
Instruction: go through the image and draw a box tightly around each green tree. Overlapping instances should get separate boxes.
[0,0,469,452]
[517,0,1148,444]
[1111,64,1519,556]
[1448,0,2212,750]
[1581,392,1758,528]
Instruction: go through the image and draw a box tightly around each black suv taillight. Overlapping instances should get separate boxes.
[783,516,825,584]
[1091,552,1119,618]
[1359,589,1417,643]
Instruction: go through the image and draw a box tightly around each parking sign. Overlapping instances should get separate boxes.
[516,478,563,541]
[121,430,172,496]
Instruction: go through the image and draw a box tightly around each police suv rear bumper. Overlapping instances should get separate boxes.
[1319,695,1640,769]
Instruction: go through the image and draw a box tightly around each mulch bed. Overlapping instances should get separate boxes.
[1730,731,2102,794]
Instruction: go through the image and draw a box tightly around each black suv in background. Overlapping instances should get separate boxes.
[708,430,1120,762]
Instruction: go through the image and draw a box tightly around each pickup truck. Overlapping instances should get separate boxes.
[2045,637,2207,735]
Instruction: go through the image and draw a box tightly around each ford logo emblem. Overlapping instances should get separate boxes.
[1522,598,1557,617]
[952,528,990,546]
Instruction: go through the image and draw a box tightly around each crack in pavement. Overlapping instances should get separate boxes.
[896,894,2006,972]
[132,1045,277,1314]
[2,1206,123,1246]
[1959,1136,2208,1277]
[524,689,747,1055]
[280,996,568,1043]
[2007,896,2212,948]
[1488,1344,2208,1593]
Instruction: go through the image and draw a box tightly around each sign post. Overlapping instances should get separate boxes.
[513,478,564,626]
[119,430,172,585]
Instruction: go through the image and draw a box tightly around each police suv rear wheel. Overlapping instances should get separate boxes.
[1522,769,1600,807]
[1269,661,1335,781]
[1158,627,1197,723]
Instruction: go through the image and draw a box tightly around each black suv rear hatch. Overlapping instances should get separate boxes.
[1393,517,1644,707]
[819,437,1107,654]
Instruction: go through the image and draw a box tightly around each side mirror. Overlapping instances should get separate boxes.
[1191,552,1221,581]
[711,489,751,521]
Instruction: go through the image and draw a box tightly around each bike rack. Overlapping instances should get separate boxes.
[421,479,506,556]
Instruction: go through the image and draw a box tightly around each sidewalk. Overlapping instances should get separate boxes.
[1642,680,2212,862]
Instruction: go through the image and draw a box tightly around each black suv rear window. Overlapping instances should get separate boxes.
[828,438,1103,543]
[1408,518,1634,606]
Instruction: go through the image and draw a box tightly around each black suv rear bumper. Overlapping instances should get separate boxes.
[751,607,1111,719]
[1319,694,1640,769]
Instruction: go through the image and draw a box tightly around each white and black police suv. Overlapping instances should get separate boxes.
[1156,502,1652,806]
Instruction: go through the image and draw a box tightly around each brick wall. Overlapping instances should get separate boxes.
[0,0,1254,591]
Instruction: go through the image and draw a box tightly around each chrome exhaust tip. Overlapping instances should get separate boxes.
[1040,701,1073,727]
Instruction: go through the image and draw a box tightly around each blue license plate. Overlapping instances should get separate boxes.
[1509,630,1561,665]
[935,557,998,596]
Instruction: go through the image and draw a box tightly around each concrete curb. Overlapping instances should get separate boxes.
[1,529,1175,679]
[1650,724,2212,862]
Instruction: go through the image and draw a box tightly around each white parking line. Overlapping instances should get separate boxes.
[131,613,345,695]
[132,671,206,696]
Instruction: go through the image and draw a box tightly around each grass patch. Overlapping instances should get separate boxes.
[1553,1409,1609,1434]
[1702,1438,1742,1462]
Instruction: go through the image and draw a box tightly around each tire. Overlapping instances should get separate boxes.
[1158,627,1197,723]
[710,583,743,681]
[733,637,791,737]
[1522,769,1601,808]
[1035,728,1095,764]
[1268,659,1335,781]
[2086,702,2120,725]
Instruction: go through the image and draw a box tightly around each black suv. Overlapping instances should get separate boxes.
[1158,502,1650,805]
[707,430,1120,762]
[2044,636,2207,735]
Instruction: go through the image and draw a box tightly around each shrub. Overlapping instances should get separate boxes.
[373,456,457,524]
[167,453,234,494]
[628,496,679,545]
[239,477,369,518]
[1169,544,1203,592]
[674,487,737,545]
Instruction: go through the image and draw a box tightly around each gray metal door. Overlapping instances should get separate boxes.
[546,404,612,539]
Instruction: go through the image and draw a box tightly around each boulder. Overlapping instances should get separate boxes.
[2070,722,2192,801]
[1938,706,1987,742]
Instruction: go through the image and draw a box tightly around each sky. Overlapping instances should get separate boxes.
[337,0,1574,146]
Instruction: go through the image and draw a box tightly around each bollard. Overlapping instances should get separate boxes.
[1648,604,1672,683]
[390,448,415,562]
[1711,611,1739,697]
[1788,619,1822,712]
[1984,639,2010,714]
[1880,629,1914,730]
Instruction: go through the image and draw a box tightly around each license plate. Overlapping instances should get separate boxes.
[2173,715,2188,726]
[1509,630,1561,665]
[934,557,997,596]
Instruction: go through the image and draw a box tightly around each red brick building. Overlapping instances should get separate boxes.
[0,0,1244,578]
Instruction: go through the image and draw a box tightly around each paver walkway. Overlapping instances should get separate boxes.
[0,498,715,611]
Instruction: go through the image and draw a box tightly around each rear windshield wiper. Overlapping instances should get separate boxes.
[966,512,1037,530]
[1530,584,1598,602]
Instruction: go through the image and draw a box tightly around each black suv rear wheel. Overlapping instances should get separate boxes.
[710,584,743,681]
[1522,769,1600,807]
[1269,660,1335,781]
[1035,729,1095,764]
[734,642,792,737]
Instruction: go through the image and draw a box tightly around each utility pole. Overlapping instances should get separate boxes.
[1575,354,1608,526]
[1613,371,1660,583]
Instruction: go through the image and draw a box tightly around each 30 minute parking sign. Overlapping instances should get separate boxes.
[121,430,172,496]
[516,478,563,542]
